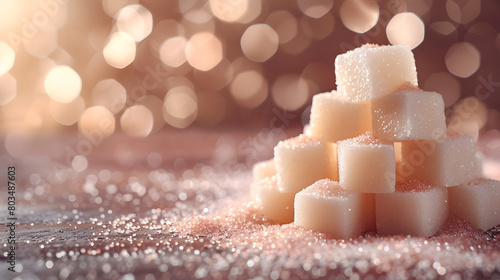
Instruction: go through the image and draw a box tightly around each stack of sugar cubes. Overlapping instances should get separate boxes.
[251,44,500,238]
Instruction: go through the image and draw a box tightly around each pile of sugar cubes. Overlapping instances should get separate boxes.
[251,44,500,238]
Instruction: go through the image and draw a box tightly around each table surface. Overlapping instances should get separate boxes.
[1,127,499,280]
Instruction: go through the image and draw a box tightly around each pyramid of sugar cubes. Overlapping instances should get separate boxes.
[251,44,500,238]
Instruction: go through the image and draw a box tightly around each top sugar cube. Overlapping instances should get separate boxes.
[335,44,418,102]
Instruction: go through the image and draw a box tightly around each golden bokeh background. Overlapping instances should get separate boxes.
[0,0,499,140]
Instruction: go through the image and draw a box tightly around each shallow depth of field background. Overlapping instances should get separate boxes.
[0,0,499,141]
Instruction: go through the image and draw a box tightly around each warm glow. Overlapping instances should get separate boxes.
[423,72,461,108]
[159,36,188,68]
[72,155,88,172]
[0,73,16,106]
[271,75,309,111]
[23,30,57,58]
[445,42,481,78]
[163,86,198,128]
[0,42,15,76]
[185,32,222,71]
[241,24,279,62]
[266,10,298,44]
[49,96,85,126]
[230,70,268,108]
[297,0,334,18]
[136,95,165,132]
[209,0,249,22]
[386,12,425,49]
[210,0,261,24]
[193,58,233,91]
[78,106,115,139]
[116,4,153,42]
[44,65,82,103]
[446,0,481,25]
[103,32,136,69]
[91,79,127,114]
[102,0,139,17]
[120,105,153,137]
[340,0,379,34]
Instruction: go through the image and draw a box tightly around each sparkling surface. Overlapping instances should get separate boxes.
[1,129,499,279]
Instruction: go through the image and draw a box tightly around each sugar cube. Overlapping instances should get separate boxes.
[252,159,276,182]
[338,133,395,193]
[274,134,337,194]
[309,91,372,143]
[448,178,500,231]
[294,179,374,238]
[371,90,446,141]
[252,176,295,224]
[335,44,418,102]
[376,180,448,237]
[400,134,479,186]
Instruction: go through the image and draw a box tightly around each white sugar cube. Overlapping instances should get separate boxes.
[309,91,372,143]
[449,178,500,231]
[274,134,337,194]
[252,159,276,182]
[294,179,374,238]
[338,133,395,193]
[376,180,448,237]
[400,134,479,186]
[371,90,446,141]
[252,176,295,224]
[335,44,418,102]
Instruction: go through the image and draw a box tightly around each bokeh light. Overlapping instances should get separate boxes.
[0,42,15,76]
[120,104,153,137]
[0,73,16,106]
[266,10,298,45]
[209,0,249,23]
[241,24,279,62]
[0,1,497,138]
[23,30,57,58]
[72,155,88,172]
[446,0,481,25]
[297,0,334,18]
[135,95,165,132]
[230,70,268,108]
[78,106,115,139]
[102,0,139,17]
[49,96,85,126]
[386,12,425,49]
[445,42,481,78]
[340,0,379,34]
[423,72,461,108]
[163,86,198,128]
[185,32,222,71]
[44,65,82,103]
[116,4,153,42]
[271,75,309,111]
[159,36,188,68]
[91,79,127,114]
[103,32,136,69]
[193,58,233,91]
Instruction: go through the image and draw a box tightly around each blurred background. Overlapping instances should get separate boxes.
[0,0,499,148]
